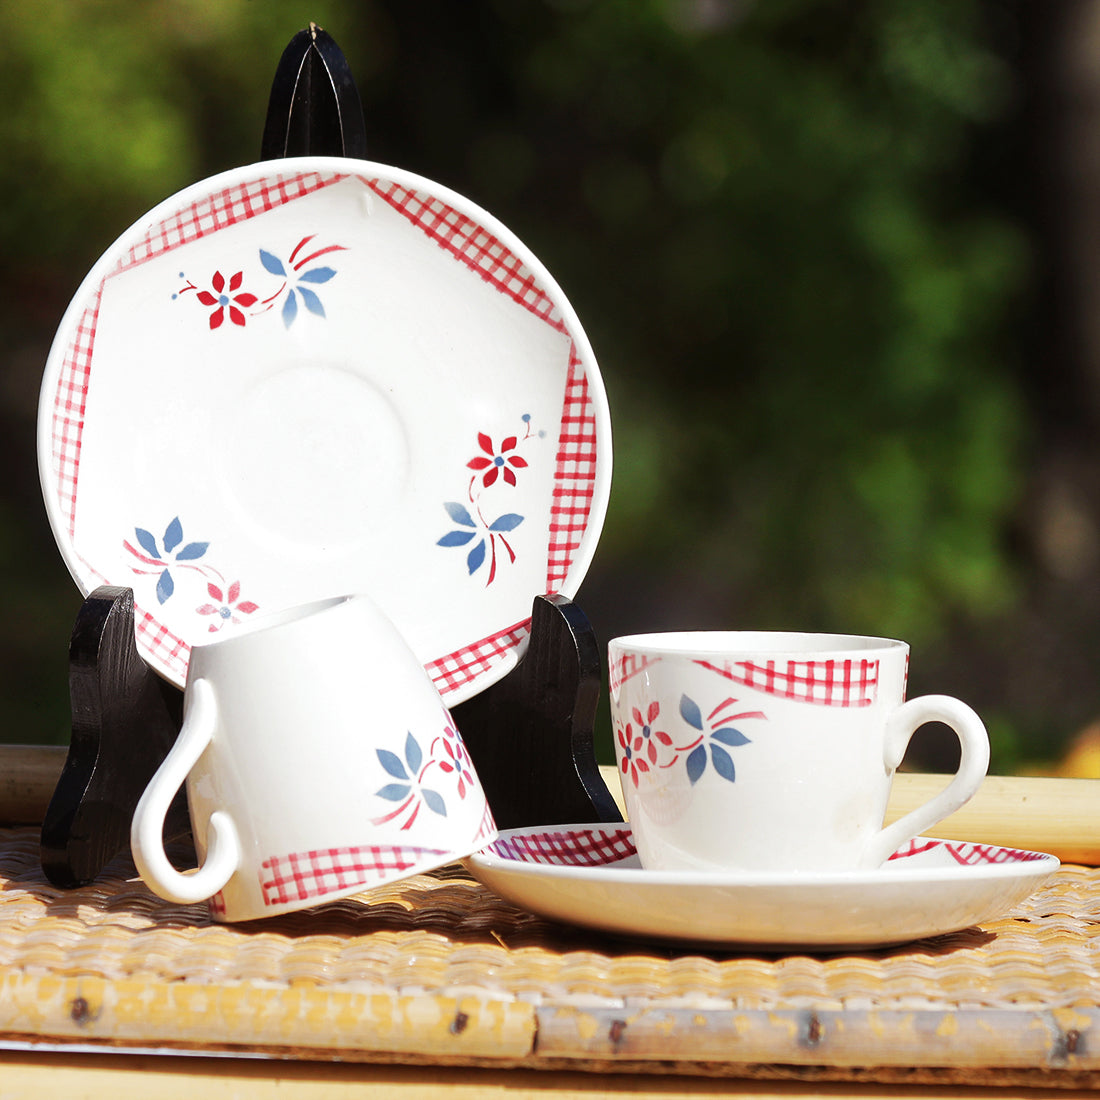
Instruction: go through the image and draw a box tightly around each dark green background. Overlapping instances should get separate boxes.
[0,0,1092,774]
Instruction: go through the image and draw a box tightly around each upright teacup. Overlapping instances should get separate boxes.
[608,632,989,873]
[131,594,496,921]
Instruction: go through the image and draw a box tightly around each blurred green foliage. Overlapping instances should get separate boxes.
[0,0,1037,762]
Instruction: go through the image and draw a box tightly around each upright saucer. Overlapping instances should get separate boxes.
[38,157,610,704]
[464,823,1060,949]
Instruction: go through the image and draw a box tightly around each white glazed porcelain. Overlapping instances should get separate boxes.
[38,157,611,704]
[131,594,496,921]
[608,632,990,874]
[465,824,1058,948]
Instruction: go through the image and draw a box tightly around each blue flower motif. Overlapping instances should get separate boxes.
[259,235,343,328]
[678,694,753,785]
[131,517,210,604]
[375,732,447,821]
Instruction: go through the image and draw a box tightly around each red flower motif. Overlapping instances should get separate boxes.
[467,432,529,488]
[616,723,650,787]
[196,271,259,329]
[631,701,673,764]
[196,581,260,631]
[434,718,474,800]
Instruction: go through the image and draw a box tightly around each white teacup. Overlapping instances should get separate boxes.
[131,594,496,921]
[608,631,989,874]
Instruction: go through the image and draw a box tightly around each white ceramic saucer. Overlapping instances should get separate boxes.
[464,823,1060,949]
[38,158,610,703]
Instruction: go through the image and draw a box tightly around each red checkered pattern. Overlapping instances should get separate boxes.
[425,619,530,699]
[608,652,658,694]
[133,600,191,686]
[889,838,1049,865]
[260,843,451,907]
[113,171,343,276]
[364,178,568,334]
[698,657,880,708]
[547,344,598,591]
[48,297,101,541]
[475,800,498,846]
[489,827,636,867]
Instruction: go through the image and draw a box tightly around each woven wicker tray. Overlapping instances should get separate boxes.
[0,826,1097,1089]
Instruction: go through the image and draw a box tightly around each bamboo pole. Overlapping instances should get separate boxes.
[0,750,1096,865]
[598,765,1100,865]
[883,771,1100,865]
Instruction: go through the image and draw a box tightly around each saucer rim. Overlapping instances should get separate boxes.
[467,822,1061,888]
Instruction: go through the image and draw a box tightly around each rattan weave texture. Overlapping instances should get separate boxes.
[0,827,1096,1085]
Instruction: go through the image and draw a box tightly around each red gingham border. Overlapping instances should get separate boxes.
[608,652,658,695]
[547,344,597,591]
[113,172,344,276]
[698,657,879,708]
[261,844,451,907]
[49,295,102,542]
[46,169,603,698]
[489,827,636,867]
[365,178,568,334]
[425,619,530,699]
[889,837,1050,866]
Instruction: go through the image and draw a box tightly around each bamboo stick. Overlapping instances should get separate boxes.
[598,765,1100,865]
[884,771,1100,864]
[0,751,1095,865]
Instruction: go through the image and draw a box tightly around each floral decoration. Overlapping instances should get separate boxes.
[196,580,259,629]
[123,516,258,631]
[438,413,543,585]
[616,694,764,788]
[372,719,478,831]
[616,701,673,786]
[174,234,346,330]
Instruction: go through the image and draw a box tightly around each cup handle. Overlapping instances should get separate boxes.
[862,694,990,868]
[130,678,241,903]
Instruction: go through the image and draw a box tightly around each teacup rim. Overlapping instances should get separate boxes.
[188,593,354,655]
[608,630,908,659]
